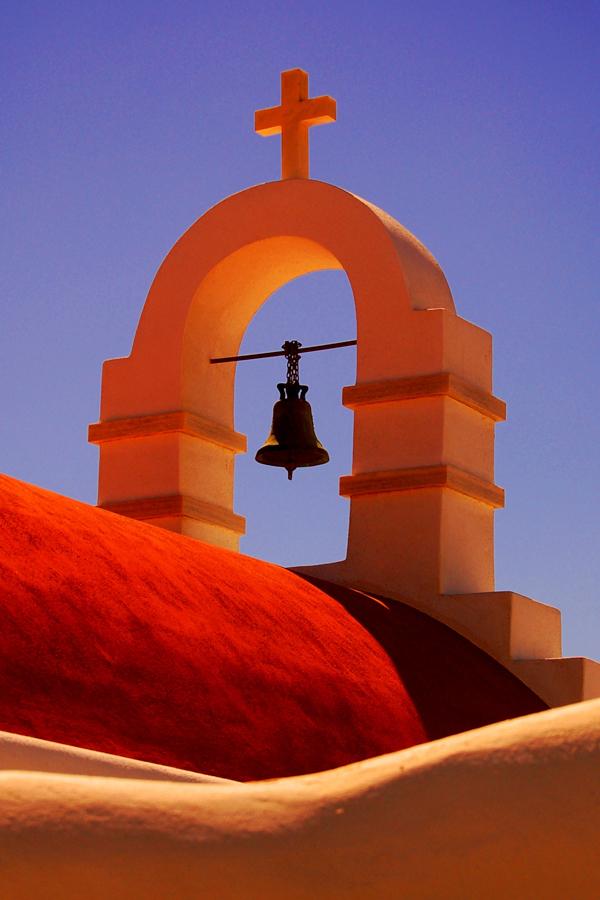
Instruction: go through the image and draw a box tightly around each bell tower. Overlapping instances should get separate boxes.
[89,68,500,600]
[89,69,600,709]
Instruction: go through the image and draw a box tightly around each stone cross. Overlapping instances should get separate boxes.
[255,69,336,179]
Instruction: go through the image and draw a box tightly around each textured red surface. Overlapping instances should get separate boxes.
[0,475,545,781]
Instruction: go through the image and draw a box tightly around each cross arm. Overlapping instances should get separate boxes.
[255,95,337,136]
[255,106,283,136]
[300,95,336,126]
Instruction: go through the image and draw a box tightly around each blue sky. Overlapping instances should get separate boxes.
[1,1,599,658]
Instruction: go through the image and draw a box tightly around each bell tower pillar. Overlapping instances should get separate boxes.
[304,307,505,601]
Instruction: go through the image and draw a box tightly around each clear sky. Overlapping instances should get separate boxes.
[2,1,599,658]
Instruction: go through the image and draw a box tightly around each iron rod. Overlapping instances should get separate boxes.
[210,339,357,364]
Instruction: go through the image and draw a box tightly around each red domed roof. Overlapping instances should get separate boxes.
[0,474,545,781]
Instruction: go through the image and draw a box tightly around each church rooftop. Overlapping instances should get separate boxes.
[0,474,546,781]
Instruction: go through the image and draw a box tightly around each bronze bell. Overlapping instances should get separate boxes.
[255,340,329,480]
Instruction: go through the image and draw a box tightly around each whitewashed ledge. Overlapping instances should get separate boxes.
[0,702,599,899]
[0,730,235,784]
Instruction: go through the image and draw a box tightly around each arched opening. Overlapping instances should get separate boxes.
[234,270,356,567]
